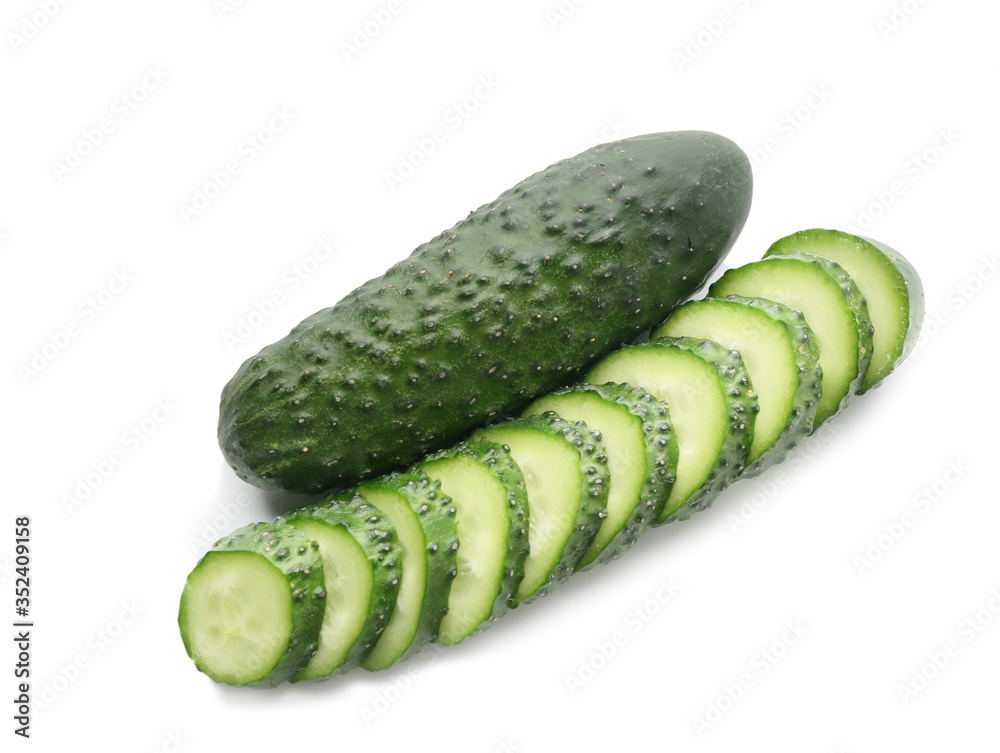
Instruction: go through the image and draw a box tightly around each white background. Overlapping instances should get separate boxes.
[2,0,998,750]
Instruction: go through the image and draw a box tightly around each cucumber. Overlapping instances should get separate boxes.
[218,131,752,494]
[472,415,610,604]
[653,296,822,474]
[764,229,924,391]
[522,383,677,568]
[418,440,529,645]
[709,253,874,427]
[354,472,459,670]
[586,336,755,522]
[284,496,401,681]
[178,521,326,687]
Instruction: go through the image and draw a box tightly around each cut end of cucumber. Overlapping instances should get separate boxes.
[179,551,292,686]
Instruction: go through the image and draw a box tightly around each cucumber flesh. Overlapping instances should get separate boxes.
[473,415,609,604]
[586,337,755,522]
[764,229,924,391]
[709,253,873,427]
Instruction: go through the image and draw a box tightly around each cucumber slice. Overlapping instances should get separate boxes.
[523,383,677,568]
[654,296,822,474]
[709,253,874,427]
[178,521,326,687]
[472,415,610,604]
[586,337,755,522]
[418,440,529,645]
[765,229,924,391]
[355,471,459,670]
[285,497,401,681]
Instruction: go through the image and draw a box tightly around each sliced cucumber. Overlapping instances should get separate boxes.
[765,229,924,391]
[418,440,529,645]
[654,296,822,474]
[522,383,676,568]
[586,336,755,522]
[709,253,873,427]
[472,415,610,603]
[284,497,401,681]
[355,471,459,670]
[178,521,326,687]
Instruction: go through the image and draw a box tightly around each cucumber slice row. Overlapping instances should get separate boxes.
[178,521,326,687]
[654,296,822,475]
[709,253,874,428]
[418,440,529,645]
[764,228,924,392]
[472,414,610,605]
[284,496,401,681]
[586,336,756,522]
[522,382,677,568]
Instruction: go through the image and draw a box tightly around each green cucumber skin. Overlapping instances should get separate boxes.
[355,471,459,668]
[523,382,677,568]
[473,414,610,604]
[420,439,530,634]
[179,521,326,687]
[218,131,752,494]
[284,496,402,680]
[644,336,757,522]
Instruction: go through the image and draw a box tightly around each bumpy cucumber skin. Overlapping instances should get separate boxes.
[473,414,610,604]
[655,295,822,478]
[764,229,924,392]
[218,131,752,494]
[179,520,326,688]
[420,439,530,638]
[284,496,402,681]
[355,471,459,669]
[710,253,874,428]
[523,382,676,568]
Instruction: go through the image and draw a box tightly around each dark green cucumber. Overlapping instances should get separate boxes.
[219,131,752,493]
[709,253,874,427]
[284,496,401,681]
[472,415,610,604]
[654,296,822,475]
[178,521,326,687]
[522,383,676,568]
[586,336,756,522]
[418,440,529,645]
[354,471,458,670]
[764,229,924,391]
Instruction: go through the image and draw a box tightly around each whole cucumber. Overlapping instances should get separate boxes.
[219,131,752,493]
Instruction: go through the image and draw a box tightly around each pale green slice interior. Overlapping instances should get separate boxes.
[474,425,583,604]
[523,392,645,568]
[655,299,797,464]
[419,454,507,645]
[179,551,291,685]
[286,519,372,681]
[710,258,860,426]
[587,347,727,522]
[354,486,426,670]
